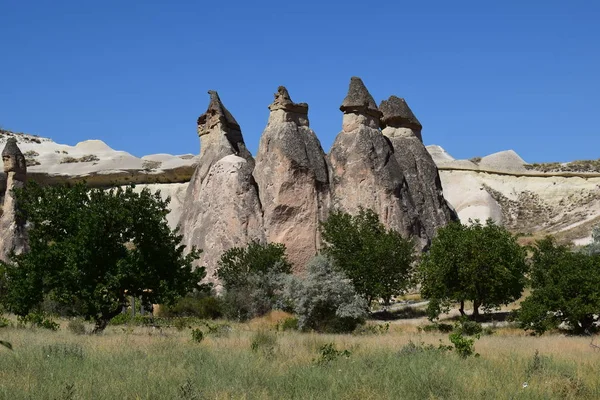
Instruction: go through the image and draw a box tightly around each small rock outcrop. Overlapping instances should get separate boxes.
[254,87,329,271]
[328,77,420,238]
[179,91,264,283]
[380,96,457,243]
[0,138,28,261]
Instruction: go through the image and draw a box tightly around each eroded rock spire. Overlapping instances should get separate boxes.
[255,86,329,271]
[0,137,28,261]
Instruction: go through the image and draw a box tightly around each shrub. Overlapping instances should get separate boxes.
[314,343,352,365]
[276,317,299,331]
[67,319,86,335]
[419,323,454,333]
[448,332,479,358]
[250,331,277,358]
[18,312,59,331]
[191,328,204,343]
[159,292,222,320]
[455,319,483,336]
[284,255,368,333]
[217,241,292,321]
[353,323,390,335]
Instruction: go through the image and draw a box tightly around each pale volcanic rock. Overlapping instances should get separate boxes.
[0,138,28,261]
[380,96,457,244]
[254,87,329,272]
[328,77,420,239]
[179,92,264,283]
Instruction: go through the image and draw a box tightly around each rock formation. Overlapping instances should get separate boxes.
[0,138,28,261]
[379,96,457,242]
[254,87,329,271]
[328,77,421,239]
[179,91,264,284]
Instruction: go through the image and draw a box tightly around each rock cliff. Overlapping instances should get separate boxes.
[254,87,329,271]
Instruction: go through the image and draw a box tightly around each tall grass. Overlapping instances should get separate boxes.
[0,321,599,399]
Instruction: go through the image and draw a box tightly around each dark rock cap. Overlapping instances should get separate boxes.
[379,96,422,131]
[268,86,308,114]
[340,77,382,118]
[197,90,240,131]
[2,137,23,157]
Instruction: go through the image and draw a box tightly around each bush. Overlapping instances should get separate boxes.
[276,317,299,332]
[284,255,368,333]
[353,323,390,335]
[67,319,86,335]
[419,323,454,333]
[18,312,59,331]
[314,343,352,365]
[158,292,222,320]
[250,331,277,358]
[191,328,204,343]
[455,319,483,336]
[217,241,292,321]
[449,332,479,358]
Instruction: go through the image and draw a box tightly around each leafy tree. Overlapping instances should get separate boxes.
[284,255,368,333]
[216,241,292,320]
[419,219,527,319]
[2,182,203,332]
[320,208,416,305]
[518,237,600,334]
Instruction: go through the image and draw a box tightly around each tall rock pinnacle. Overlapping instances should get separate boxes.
[179,92,265,285]
[328,77,421,239]
[0,137,28,261]
[380,95,457,243]
[255,86,329,271]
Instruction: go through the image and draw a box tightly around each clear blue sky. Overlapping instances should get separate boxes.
[1,1,598,163]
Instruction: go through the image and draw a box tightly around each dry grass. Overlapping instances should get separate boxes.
[1,315,599,399]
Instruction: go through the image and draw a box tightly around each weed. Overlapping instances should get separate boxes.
[191,329,204,343]
[43,343,85,360]
[67,319,86,335]
[314,343,352,365]
[276,317,299,332]
[353,322,390,335]
[55,383,75,400]
[449,332,479,358]
[178,379,203,400]
[250,330,277,358]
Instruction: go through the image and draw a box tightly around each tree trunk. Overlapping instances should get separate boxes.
[472,299,481,319]
[459,300,465,316]
[92,318,109,334]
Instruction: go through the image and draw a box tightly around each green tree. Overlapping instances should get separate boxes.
[583,224,600,255]
[2,182,203,332]
[216,241,292,320]
[419,219,527,319]
[518,237,600,334]
[320,208,415,305]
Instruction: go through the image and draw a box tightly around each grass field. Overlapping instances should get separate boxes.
[1,314,599,399]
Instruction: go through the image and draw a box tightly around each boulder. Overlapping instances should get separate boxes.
[254,87,329,272]
[0,138,28,261]
[328,77,420,238]
[380,96,457,243]
[179,92,264,284]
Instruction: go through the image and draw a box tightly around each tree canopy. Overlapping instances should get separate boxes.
[320,208,416,305]
[1,182,203,332]
[518,237,600,334]
[419,219,527,319]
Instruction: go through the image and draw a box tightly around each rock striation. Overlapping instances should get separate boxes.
[0,138,28,261]
[254,87,329,271]
[328,77,421,239]
[380,96,457,243]
[179,91,264,284]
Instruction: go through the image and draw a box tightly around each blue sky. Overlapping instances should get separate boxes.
[1,1,598,163]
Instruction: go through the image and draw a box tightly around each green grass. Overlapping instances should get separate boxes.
[0,319,599,399]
